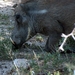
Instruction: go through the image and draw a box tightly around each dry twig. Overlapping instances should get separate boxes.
[59,28,75,51]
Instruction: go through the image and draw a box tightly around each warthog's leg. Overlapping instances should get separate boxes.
[45,33,61,53]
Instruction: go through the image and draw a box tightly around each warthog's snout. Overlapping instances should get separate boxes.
[10,38,23,50]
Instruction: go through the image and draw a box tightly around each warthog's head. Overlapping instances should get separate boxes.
[11,2,48,50]
[11,4,35,50]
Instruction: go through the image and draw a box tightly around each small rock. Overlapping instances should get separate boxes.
[13,59,30,69]
[74,70,75,75]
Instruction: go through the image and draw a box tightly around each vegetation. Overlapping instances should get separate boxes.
[0,37,12,60]
[0,34,75,75]
[0,14,9,25]
[0,14,75,75]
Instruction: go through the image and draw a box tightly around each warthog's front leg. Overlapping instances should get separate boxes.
[45,33,61,53]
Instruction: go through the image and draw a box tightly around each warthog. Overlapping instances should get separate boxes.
[11,0,75,53]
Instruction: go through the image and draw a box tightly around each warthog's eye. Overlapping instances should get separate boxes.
[16,14,20,19]
[15,14,22,24]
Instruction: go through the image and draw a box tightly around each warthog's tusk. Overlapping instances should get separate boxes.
[10,38,15,44]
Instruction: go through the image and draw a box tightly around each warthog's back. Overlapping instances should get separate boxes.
[20,0,75,34]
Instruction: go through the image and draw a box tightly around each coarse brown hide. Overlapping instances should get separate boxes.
[11,0,75,53]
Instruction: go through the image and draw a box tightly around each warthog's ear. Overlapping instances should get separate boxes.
[11,4,18,10]
[13,4,18,8]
